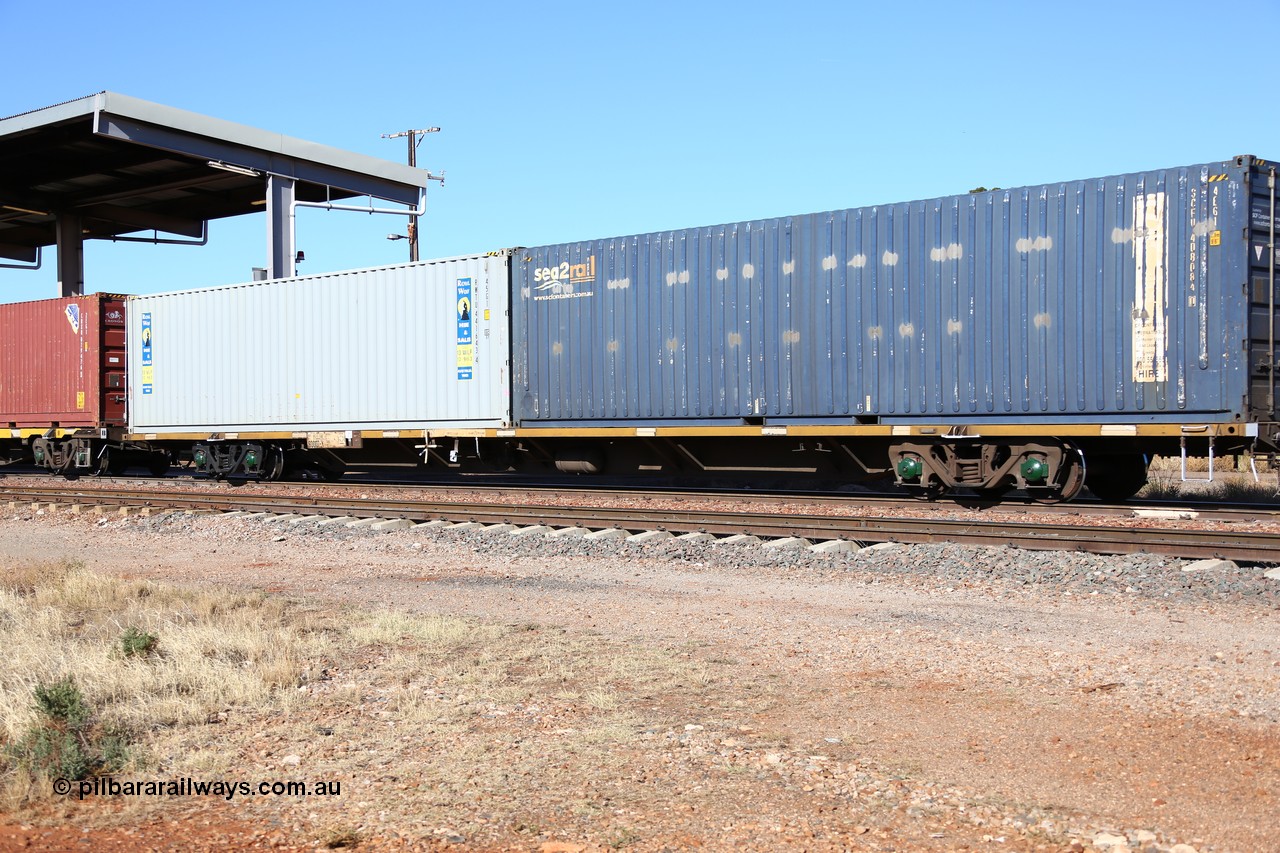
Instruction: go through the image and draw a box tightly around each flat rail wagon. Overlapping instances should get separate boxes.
[506,155,1277,500]
[8,154,1271,504]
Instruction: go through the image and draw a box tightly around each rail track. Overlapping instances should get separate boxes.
[1,481,1276,563]
[2,469,1278,521]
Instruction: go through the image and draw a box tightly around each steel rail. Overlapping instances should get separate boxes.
[1,473,1276,523]
[2,484,1275,562]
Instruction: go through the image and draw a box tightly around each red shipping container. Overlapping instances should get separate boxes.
[0,294,127,430]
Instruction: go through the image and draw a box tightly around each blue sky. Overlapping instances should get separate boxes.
[2,0,1277,303]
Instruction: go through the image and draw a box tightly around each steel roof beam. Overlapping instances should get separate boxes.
[71,173,241,209]
[0,242,37,263]
[78,203,205,238]
[5,146,173,187]
[0,184,57,216]
[1,178,216,233]
[94,113,423,207]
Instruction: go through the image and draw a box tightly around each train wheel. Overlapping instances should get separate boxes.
[971,486,1011,502]
[1031,445,1085,504]
[1085,454,1148,502]
[95,449,128,476]
[262,448,286,481]
[907,482,947,501]
[149,452,172,478]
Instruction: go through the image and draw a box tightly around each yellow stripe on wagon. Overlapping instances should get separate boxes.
[122,422,1251,442]
[409,423,1250,440]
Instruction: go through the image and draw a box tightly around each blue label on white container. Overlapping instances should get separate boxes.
[141,312,153,394]
[456,278,473,380]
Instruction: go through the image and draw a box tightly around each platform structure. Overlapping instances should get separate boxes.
[0,92,430,295]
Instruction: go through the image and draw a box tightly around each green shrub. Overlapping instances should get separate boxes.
[33,677,90,728]
[120,627,159,658]
[96,724,131,772]
[5,676,129,781]
[10,726,91,781]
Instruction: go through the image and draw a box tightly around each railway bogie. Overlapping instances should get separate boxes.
[890,439,1087,502]
[12,433,169,477]
[191,441,282,480]
[187,442,344,481]
[30,433,99,474]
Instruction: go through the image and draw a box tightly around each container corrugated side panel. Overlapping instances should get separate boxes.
[0,295,107,427]
[128,254,511,433]
[513,159,1250,425]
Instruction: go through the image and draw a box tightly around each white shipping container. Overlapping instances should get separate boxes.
[128,253,512,433]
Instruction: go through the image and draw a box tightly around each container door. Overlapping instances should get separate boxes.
[1247,164,1280,423]
[100,298,127,426]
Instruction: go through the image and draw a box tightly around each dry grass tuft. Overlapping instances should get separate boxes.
[319,825,363,848]
[0,561,717,832]
[1140,455,1280,502]
[351,618,700,738]
[347,610,504,648]
[1210,479,1280,502]
[0,562,319,762]
[1139,475,1280,503]
[1135,479,1184,501]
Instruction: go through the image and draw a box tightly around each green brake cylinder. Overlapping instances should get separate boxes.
[896,455,923,481]
[1020,456,1048,483]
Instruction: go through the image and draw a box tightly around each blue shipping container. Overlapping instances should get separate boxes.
[513,157,1264,427]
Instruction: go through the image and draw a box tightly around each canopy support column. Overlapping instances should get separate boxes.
[56,214,84,297]
[266,174,296,279]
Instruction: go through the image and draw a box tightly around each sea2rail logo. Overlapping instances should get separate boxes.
[531,256,596,301]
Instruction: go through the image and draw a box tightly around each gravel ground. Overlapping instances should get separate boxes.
[1,504,1278,852]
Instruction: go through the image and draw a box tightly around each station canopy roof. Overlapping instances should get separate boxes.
[0,91,430,263]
